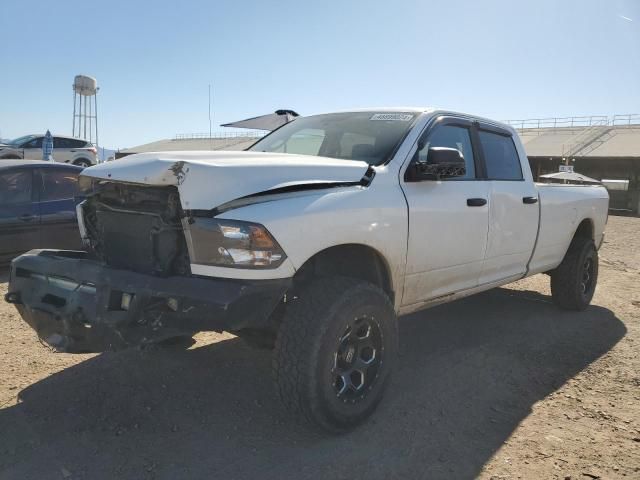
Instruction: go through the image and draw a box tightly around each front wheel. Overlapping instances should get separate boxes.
[273,277,398,432]
[551,236,599,311]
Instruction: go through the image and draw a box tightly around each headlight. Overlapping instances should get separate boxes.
[184,218,286,269]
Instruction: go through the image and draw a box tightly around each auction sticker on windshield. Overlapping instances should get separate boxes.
[370,113,414,121]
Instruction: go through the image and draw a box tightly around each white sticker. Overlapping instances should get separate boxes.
[370,113,414,121]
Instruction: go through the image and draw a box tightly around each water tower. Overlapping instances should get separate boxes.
[72,75,99,149]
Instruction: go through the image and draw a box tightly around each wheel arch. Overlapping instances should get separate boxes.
[293,243,395,304]
[572,217,595,243]
[542,217,597,277]
[73,157,92,166]
[556,217,596,266]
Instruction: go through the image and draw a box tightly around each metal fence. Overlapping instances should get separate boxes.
[611,114,640,126]
[174,131,266,140]
[503,115,608,130]
[503,114,640,131]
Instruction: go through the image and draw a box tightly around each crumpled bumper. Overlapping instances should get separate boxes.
[5,250,290,353]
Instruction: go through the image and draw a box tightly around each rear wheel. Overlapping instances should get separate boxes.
[273,276,398,432]
[550,236,598,311]
[73,158,92,168]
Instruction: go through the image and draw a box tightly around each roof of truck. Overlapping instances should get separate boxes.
[326,107,435,113]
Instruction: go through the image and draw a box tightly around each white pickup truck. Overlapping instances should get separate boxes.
[6,108,609,432]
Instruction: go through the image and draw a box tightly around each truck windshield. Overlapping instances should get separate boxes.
[249,112,417,165]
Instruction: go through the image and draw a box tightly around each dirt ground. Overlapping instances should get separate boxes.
[0,216,638,480]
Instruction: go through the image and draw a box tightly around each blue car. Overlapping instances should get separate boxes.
[0,160,84,264]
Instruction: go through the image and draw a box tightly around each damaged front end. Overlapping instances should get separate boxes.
[78,182,191,276]
[5,182,290,353]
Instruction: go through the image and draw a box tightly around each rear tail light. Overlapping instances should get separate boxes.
[88,147,97,154]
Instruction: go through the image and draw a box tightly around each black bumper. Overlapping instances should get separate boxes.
[5,250,290,353]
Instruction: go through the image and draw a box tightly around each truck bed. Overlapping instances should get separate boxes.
[528,183,609,275]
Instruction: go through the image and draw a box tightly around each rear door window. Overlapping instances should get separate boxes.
[40,169,79,201]
[54,137,72,148]
[479,131,523,180]
[70,138,89,148]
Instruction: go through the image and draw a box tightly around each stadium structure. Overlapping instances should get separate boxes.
[504,114,640,213]
[115,131,262,159]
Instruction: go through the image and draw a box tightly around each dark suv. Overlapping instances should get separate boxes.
[0,161,84,264]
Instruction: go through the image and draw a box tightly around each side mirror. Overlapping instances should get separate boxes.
[406,147,466,181]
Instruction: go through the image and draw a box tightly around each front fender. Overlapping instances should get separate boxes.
[209,183,408,307]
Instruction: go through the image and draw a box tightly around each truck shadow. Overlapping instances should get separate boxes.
[0,287,625,480]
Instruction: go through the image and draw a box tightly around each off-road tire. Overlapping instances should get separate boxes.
[273,276,398,432]
[236,329,277,350]
[551,236,598,311]
[234,301,286,350]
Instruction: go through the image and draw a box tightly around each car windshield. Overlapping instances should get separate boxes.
[249,112,418,165]
[8,135,36,147]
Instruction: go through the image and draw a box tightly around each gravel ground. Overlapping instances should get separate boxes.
[0,216,638,479]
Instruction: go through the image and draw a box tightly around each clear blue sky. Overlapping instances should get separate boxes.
[1,0,638,149]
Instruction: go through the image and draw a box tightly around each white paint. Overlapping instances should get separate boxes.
[80,108,609,314]
[82,150,370,209]
[216,172,410,309]
[401,179,490,305]
[528,183,608,275]
[480,180,539,284]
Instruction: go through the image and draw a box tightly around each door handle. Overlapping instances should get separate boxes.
[19,214,35,222]
[70,150,76,152]
[467,198,487,207]
[523,196,538,204]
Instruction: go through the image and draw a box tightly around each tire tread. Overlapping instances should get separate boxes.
[272,276,395,431]
[551,236,597,311]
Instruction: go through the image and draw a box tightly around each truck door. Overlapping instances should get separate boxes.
[400,119,490,307]
[477,127,539,284]
[0,168,39,263]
